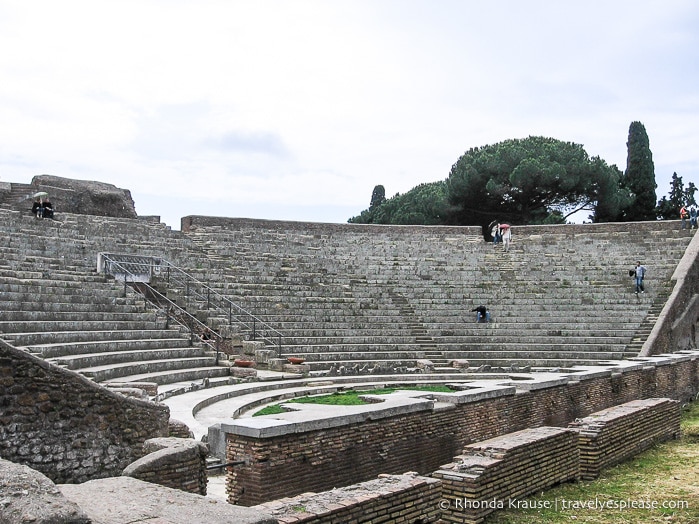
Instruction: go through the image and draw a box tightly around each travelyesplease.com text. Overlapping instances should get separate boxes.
[439,496,689,512]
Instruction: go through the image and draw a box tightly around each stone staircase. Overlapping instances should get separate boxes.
[0,208,231,393]
[182,218,694,371]
[386,287,447,368]
[0,182,36,213]
[1,207,695,393]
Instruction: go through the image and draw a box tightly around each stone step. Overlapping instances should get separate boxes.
[79,356,220,383]
[50,346,211,370]
[108,366,231,386]
[279,334,631,346]
[3,328,187,346]
[282,344,626,361]
[0,319,162,333]
[0,310,155,322]
[32,337,195,358]
[0,300,144,314]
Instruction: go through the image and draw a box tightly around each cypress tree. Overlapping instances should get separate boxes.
[622,121,657,221]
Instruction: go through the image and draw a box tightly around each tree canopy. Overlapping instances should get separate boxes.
[445,136,626,226]
[622,121,657,221]
[349,181,448,225]
[656,172,697,220]
[346,126,675,228]
[369,185,386,210]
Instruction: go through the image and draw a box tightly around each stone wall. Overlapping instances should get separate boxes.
[0,340,170,484]
[434,427,579,524]
[225,353,699,506]
[569,398,681,479]
[122,437,208,495]
[641,227,699,356]
[252,472,442,523]
[181,214,483,236]
[180,214,688,240]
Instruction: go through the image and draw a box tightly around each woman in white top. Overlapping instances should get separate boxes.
[501,226,512,252]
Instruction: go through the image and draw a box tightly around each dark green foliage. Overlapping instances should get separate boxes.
[349,181,449,225]
[622,121,657,221]
[349,135,632,227]
[687,183,698,207]
[369,185,386,210]
[446,136,626,227]
[657,173,697,220]
[656,172,685,220]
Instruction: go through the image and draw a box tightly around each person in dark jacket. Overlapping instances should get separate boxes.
[472,305,489,323]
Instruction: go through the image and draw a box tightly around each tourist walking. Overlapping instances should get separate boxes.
[500,224,512,252]
[633,261,646,294]
[489,221,501,245]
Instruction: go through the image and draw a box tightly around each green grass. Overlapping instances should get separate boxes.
[484,400,699,523]
[252,385,454,416]
[252,390,699,523]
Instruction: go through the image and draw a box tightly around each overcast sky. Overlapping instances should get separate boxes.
[1,0,697,228]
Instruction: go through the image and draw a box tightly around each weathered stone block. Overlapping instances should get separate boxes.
[0,458,90,524]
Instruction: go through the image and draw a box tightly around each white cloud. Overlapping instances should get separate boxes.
[1,0,697,228]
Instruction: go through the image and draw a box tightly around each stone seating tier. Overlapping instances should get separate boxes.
[0,210,223,388]
[0,208,693,387]
[181,217,689,372]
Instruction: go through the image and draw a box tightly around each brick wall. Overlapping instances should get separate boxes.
[226,354,699,505]
[569,398,681,479]
[122,437,208,495]
[252,472,442,523]
[434,427,579,524]
[0,341,169,484]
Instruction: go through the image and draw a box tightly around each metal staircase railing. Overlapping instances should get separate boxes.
[97,254,223,364]
[97,253,283,355]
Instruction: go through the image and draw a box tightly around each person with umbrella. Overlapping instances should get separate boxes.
[33,191,55,219]
[500,224,512,252]
[32,193,46,218]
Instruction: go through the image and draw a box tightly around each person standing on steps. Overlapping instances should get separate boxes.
[489,221,501,245]
[680,205,689,229]
[691,207,698,229]
[500,224,512,252]
[633,261,646,294]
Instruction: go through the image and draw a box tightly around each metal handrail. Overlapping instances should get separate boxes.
[98,253,283,355]
[99,256,222,363]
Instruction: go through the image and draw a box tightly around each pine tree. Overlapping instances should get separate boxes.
[656,172,684,220]
[622,121,657,221]
[369,185,386,210]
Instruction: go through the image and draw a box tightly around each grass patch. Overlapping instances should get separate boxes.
[254,404,286,416]
[253,385,454,416]
[485,400,699,523]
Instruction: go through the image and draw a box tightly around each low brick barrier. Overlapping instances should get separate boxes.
[168,418,195,439]
[122,437,208,495]
[252,472,442,523]
[433,427,579,524]
[568,398,681,479]
[223,353,699,506]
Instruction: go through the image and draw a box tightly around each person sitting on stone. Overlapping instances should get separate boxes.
[42,200,54,219]
[31,199,42,218]
[471,305,489,323]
